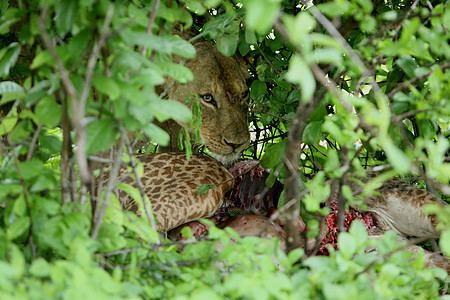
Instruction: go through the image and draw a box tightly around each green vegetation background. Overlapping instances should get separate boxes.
[0,0,449,299]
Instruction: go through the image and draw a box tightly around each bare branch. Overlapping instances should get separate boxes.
[38,5,91,187]
[257,44,281,76]
[61,93,73,203]
[91,134,125,240]
[393,0,420,38]
[250,108,292,122]
[3,126,35,260]
[387,62,450,98]
[140,0,161,56]
[123,133,160,243]
[79,4,114,107]
[26,124,42,161]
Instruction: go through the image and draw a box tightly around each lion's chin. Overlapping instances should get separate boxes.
[211,152,241,167]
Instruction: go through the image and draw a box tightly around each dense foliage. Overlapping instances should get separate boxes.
[0,0,449,298]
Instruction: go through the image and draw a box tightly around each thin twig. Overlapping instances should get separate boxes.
[3,126,35,260]
[337,147,351,233]
[300,1,391,117]
[88,155,119,164]
[39,5,91,187]
[91,134,125,240]
[60,90,74,203]
[257,44,281,76]
[123,133,160,242]
[393,0,420,38]
[102,247,139,257]
[140,0,161,56]
[391,109,428,122]
[26,124,42,161]
[250,108,292,122]
[79,5,114,109]
[387,62,450,98]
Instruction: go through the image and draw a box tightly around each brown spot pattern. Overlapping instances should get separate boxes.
[108,152,234,232]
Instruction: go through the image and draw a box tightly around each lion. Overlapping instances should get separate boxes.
[155,26,251,166]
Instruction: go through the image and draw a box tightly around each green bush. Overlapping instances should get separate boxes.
[1,0,449,298]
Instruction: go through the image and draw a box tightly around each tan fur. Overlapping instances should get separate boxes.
[159,32,251,165]
[117,153,234,232]
[350,177,447,238]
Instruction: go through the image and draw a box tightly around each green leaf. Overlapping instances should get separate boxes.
[250,80,267,102]
[9,244,25,277]
[396,56,418,78]
[25,80,51,105]
[0,12,20,35]
[286,55,315,101]
[67,29,91,54]
[348,220,368,247]
[141,123,170,146]
[92,74,120,100]
[302,121,322,146]
[382,140,411,173]
[309,48,343,66]
[34,96,62,128]
[149,99,192,123]
[122,31,196,58]
[197,184,216,195]
[341,184,354,202]
[337,232,356,259]
[19,160,45,180]
[155,62,194,84]
[180,226,194,239]
[0,115,18,135]
[39,134,62,154]
[6,216,30,240]
[260,139,287,169]
[380,263,400,281]
[439,229,450,257]
[29,258,51,277]
[245,28,257,45]
[30,174,57,192]
[135,68,165,86]
[287,248,304,265]
[216,33,238,57]
[85,118,119,155]
[283,13,315,47]
[360,16,376,33]
[0,42,21,77]
[245,0,280,34]
[0,81,25,104]
[55,0,78,35]
[30,50,53,69]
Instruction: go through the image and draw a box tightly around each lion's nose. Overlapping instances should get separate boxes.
[223,138,246,151]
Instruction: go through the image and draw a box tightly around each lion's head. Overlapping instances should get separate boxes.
[166,38,251,165]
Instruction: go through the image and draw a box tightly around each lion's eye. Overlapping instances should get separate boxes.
[241,90,249,99]
[201,93,217,107]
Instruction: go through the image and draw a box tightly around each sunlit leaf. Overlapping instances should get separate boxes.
[34,96,61,128]
[141,123,170,146]
[0,42,20,77]
[245,0,280,34]
[85,118,119,155]
[0,81,25,104]
[286,55,315,101]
